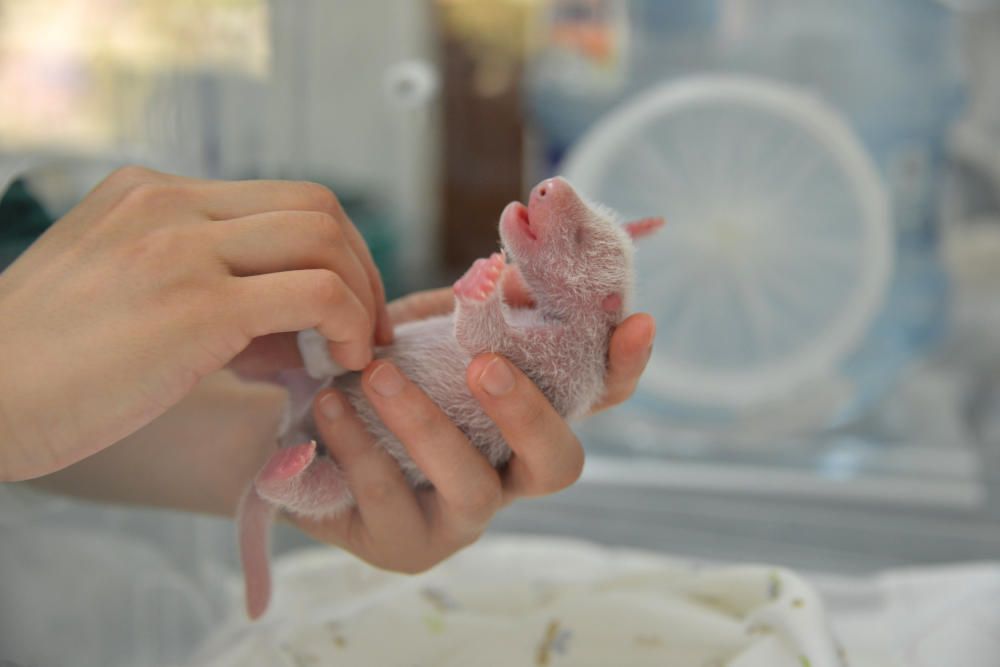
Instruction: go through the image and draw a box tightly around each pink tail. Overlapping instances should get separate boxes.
[238,441,353,619]
[237,486,277,620]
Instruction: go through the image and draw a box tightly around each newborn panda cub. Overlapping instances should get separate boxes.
[238,177,663,618]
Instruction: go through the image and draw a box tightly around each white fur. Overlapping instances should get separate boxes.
[265,183,636,517]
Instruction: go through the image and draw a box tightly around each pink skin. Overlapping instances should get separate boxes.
[624,217,666,239]
[257,441,315,484]
[499,179,561,257]
[453,252,506,302]
[237,177,664,619]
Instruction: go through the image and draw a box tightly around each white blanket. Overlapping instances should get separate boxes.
[194,536,844,667]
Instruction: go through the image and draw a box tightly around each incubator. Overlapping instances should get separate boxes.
[515,0,1000,555]
[0,1,999,665]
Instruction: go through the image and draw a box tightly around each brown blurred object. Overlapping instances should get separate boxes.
[434,0,539,277]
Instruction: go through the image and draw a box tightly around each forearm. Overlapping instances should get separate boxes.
[28,372,287,518]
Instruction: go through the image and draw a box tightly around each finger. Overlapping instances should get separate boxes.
[50,166,182,245]
[231,270,372,370]
[214,211,377,340]
[466,355,584,499]
[82,165,180,217]
[195,179,346,220]
[305,390,426,549]
[336,221,393,346]
[362,361,503,534]
[207,185,391,346]
[387,288,454,325]
[227,333,303,380]
[590,313,656,414]
[66,171,339,242]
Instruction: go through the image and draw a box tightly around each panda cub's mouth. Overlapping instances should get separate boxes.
[501,201,538,247]
[514,203,537,241]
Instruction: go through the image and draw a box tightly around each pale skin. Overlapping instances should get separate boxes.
[0,165,391,482]
[2,166,655,575]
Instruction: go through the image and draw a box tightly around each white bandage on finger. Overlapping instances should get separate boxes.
[297,328,348,380]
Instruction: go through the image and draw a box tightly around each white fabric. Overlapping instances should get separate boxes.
[0,484,230,667]
[191,536,1000,666]
[817,563,1000,667]
[192,536,843,667]
[297,328,347,380]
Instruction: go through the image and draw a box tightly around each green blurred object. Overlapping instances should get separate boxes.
[0,179,55,270]
[334,192,402,301]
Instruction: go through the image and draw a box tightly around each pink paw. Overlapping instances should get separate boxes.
[453,252,505,302]
[257,441,316,487]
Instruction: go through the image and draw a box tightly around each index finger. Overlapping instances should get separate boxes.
[337,219,393,346]
[201,180,393,345]
[232,269,373,370]
[465,355,584,500]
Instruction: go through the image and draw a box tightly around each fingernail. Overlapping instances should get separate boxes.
[318,393,343,421]
[479,357,515,396]
[369,363,405,397]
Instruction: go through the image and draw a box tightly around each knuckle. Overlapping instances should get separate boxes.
[120,181,156,207]
[310,213,344,248]
[617,378,640,402]
[309,271,346,305]
[390,556,435,575]
[313,209,341,232]
[106,164,156,189]
[313,211,344,242]
[340,300,373,339]
[522,440,584,496]
[453,483,502,520]
[456,526,485,549]
[556,445,586,490]
[295,181,340,214]
[435,523,482,556]
[357,476,396,505]
[540,444,584,493]
[117,181,177,211]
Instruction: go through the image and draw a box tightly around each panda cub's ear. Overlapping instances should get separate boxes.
[624,217,666,240]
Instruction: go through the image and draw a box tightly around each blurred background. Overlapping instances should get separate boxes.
[1,0,999,665]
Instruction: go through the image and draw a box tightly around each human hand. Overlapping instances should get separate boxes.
[0,166,389,481]
[288,285,655,573]
[28,283,651,553]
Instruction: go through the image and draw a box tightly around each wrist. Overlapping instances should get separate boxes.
[30,372,286,516]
